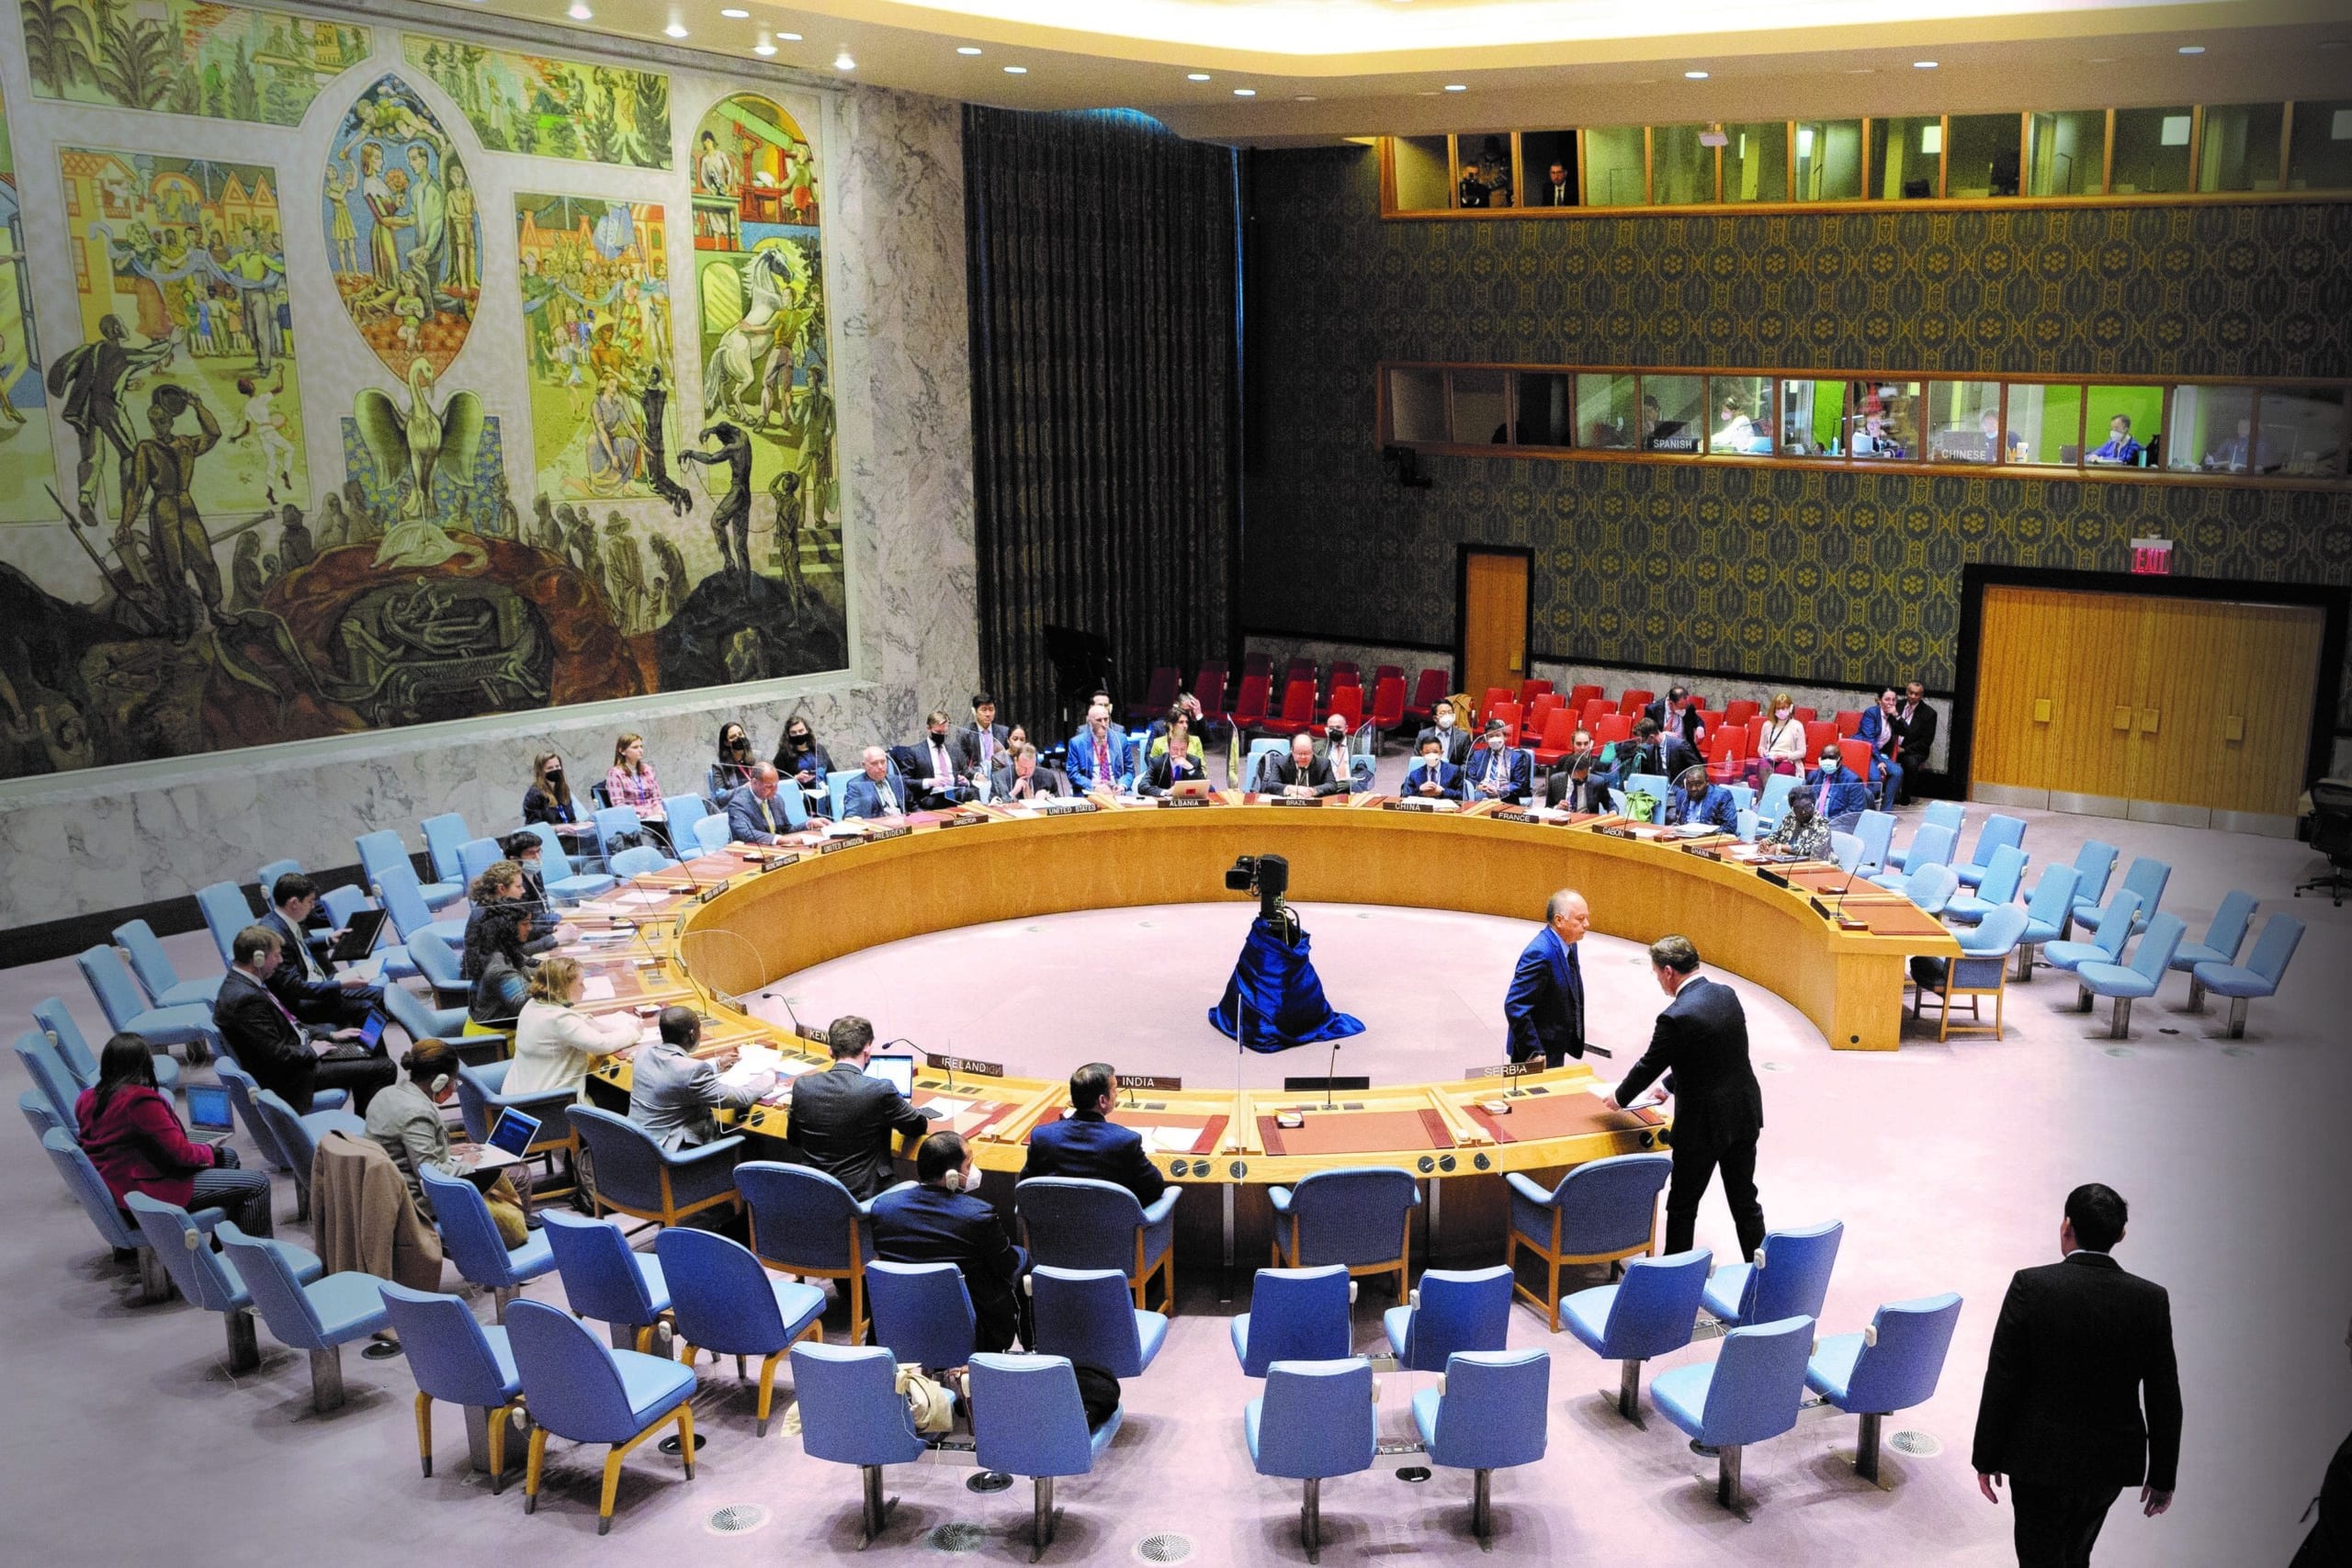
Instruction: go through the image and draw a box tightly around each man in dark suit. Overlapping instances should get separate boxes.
[726,764,792,843]
[869,1131,1028,1353]
[1464,718,1532,804]
[213,924,394,1115]
[1664,766,1740,832]
[891,710,972,810]
[1020,1062,1167,1204]
[1894,680,1940,801]
[261,873,382,1028]
[1604,936,1766,1260]
[1544,729,1603,811]
[1267,732,1343,797]
[990,742,1070,801]
[841,747,910,821]
[1502,889,1588,1067]
[1642,684,1691,734]
[1534,161,1574,207]
[1856,688,1905,808]
[784,1014,933,1201]
[1412,699,1473,767]
[1973,1183,2180,1567]
[1404,735,1465,802]
[1804,746,1875,827]
[953,691,1011,780]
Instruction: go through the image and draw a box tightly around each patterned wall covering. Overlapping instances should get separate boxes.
[1241,144,2352,726]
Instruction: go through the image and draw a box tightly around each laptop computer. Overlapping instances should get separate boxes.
[325,907,389,964]
[1170,776,1216,798]
[451,1107,537,1174]
[186,1082,234,1132]
[865,1052,915,1100]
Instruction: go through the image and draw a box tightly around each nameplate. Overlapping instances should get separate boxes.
[1120,1074,1184,1092]
[1490,807,1536,823]
[1593,826,1643,840]
[1384,798,1442,812]
[1038,799,1098,815]
[1464,1061,1542,1080]
[818,838,860,855]
[1757,868,1792,887]
[695,879,734,902]
[927,1052,1004,1078]
[934,813,989,829]
[757,852,799,872]
[867,825,912,841]
[1266,795,1321,807]
[1155,796,1212,808]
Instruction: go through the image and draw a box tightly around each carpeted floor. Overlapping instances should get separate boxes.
[8,779,2348,1566]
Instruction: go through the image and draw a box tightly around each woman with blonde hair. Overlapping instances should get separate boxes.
[605,731,671,850]
[503,955,638,1099]
[1748,691,1809,788]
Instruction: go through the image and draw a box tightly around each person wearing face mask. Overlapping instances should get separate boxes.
[1805,745,1873,829]
[1314,713,1366,793]
[1466,718,1532,804]
[891,709,972,809]
[1404,734,1464,802]
[522,750,595,851]
[868,1130,1030,1353]
[1414,699,1473,767]
[714,721,758,794]
[1758,787,1832,859]
[1748,693,1809,787]
[1544,728,1603,812]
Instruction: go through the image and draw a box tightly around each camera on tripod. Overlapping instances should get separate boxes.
[1225,853,1293,929]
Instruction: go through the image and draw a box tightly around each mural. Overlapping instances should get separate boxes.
[403,35,671,169]
[514,192,679,507]
[54,144,309,541]
[322,76,481,378]
[0,81,60,523]
[691,92,840,641]
[18,0,368,127]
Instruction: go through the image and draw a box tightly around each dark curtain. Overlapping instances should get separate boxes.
[964,106,1239,740]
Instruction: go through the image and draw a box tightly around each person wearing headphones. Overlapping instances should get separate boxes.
[364,1037,533,1227]
[868,1130,1030,1353]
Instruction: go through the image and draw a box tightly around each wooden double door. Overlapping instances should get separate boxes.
[1970,585,2324,829]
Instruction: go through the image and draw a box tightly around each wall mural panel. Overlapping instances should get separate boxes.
[18,0,368,126]
[403,33,670,169]
[0,23,854,783]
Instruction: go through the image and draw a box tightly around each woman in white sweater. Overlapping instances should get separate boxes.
[1747,692,1809,789]
[503,956,639,1099]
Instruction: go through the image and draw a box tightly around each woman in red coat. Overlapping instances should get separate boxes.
[75,1032,275,1236]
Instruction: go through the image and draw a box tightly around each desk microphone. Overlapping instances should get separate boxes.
[1322,1035,1342,1111]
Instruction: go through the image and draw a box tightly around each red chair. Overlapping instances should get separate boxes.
[1724,699,1760,730]
[1242,650,1274,676]
[1838,738,1873,780]
[1532,706,1581,767]
[1127,666,1180,726]
[1517,679,1553,711]
[1834,710,1864,738]
[1284,658,1317,690]
[1791,706,1817,725]
[1263,678,1318,738]
[1330,668,1361,694]
[1330,660,1361,682]
[1696,710,1724,741]
[1367,675,1406,741]
[1742,721,1764,759]
[1594,713,1633,746]
[1619,689,1654,715]
[1476,686,1513,727]
[1568,683,1602,711]
[1487,701,1523,739]
[1521,693,1561,746]
[1578,696,1611,733]
[1373,664,1405,687]
[1195,665,1231,728]
[1706,728,1747,784]
[1803,720,1838,759]
[1326,684,1364,731]
[1233,672,1272,735]
[1404,668,1450,726]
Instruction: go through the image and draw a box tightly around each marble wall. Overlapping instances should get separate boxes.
[0,79,975,933]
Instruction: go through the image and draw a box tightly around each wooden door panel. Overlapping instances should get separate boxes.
[1461,551,1528,702]
[2137,598,2322,816]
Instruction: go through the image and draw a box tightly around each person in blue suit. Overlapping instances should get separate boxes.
[1665,766,1739,832]
[1854,688,1905,808]
[2086,412,2143,465]
[1019,1062,1166,1204]
[1401,734,1464,802]
[727,764,791,843]
[1464,718,1530,804]
[1065,701,1133,793]
[1804,746,1873,826]
[869,1131,1028,1352]
[1502,888,1588,1066]
[840,747,909,820]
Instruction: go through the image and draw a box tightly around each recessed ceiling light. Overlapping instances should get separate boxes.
[2086,56,2118,63]
[752,39,775,55]
[1003,64,1026,73]
[957,46,982,55]
[1443,84,1467,92]
[719,6,747,16]
[566,1,590,17]
[776,31,801,40]
[664,22,687,39]
[1187,73,1211,81]
[1233,87,1256,96]
[1683,70,1709,79]
[1913,60,1937,69]
[1295,95,1317,102]
[1845,67,1875,73]
[833,50,854,70]
[2178,44,2205,54]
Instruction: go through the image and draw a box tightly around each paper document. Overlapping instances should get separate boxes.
[578,976,617,1001]
[1133,1126,1201,1155]
[922,1097,976,1120]
[615,890,671,906]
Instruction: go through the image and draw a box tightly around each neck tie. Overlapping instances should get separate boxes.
[980,732,993,767]
[258,978,299,1032]
[760,796,774,831]
[1095,736,1109,782]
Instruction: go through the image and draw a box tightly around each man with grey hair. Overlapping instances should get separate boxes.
[727,761,788,844]
[1605,934,1766,1259]
[842,745,909,819]
[1503,888,1588,1067]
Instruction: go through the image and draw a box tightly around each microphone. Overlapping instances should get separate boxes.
[1323,1035,1342,1111]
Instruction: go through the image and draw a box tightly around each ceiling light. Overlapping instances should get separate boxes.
[566,1,590,17]
[1683,70,1709,80]
[752,39,775,55]
[1700,122,1727,147]
[663,21,687,38]
[1002,64,1026,73]
[1233,87,1256,96]
[1443,84,1466,92]
[720,6,747,15]
[833,50,854,70]
[1295,95,1317,102]
[957,46,982,55]
[2178,44,2205,54]
[1187,72,1211,81]
[776,30,801,40]
[1913,60,1937,69]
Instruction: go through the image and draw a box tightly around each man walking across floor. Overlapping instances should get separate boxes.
[1973,1182,2181,1567]
[1502,888,1588,1067]
[1602,935,1765,1261]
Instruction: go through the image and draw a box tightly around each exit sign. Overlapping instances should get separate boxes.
[2129,537,2173,575]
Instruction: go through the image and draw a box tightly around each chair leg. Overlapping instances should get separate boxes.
[294,1179,310,1224]
[678,1404,696,1478]
[493,1285,515,1324]
[2109,997,2132,1040]
[858,1463,899,1548]
[1472,1468,1493,1540]
[756,1350,783,1436]
[1545,1252,1560,1333]
[488,1402,514,1494]
[136,1246,172,1304]
[225,1306,259,1373]
[1031,1474,1056,1562]
[1715,1443,1745,1512]
[525,1422,548,1513]
[415,1391,435,1476]
[310,1346,345,1415]
[2227,997,2249,1039]
[1617,1358,1642,1420]
[1301,1476,1323,1565]
[2076,983,2094,1013]
[1855,1411,1883,1485]
[2186,976,2206,1013]
[598,1447,627,1535]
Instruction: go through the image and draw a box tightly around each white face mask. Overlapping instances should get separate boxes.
[1775,707,1791,719]
[1436,712,1454,729]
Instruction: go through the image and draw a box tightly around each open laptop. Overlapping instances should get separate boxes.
[865,1052,915,1100]
[1170,776,1216,798]
[452,1107,537,1172]
[325,907,389,964]
[186,1082,234,1132]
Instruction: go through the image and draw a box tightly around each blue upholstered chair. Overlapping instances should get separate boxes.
[2076,912,2188,1039]
[2172,890,2259,997]
[196,881,258,968]
[1913,904,2030,1040]
[457,835,504,888]
[2074,854,2168,936]
[1871,823,1954,891]
[20,1089,67,1145]
[455,1060,579,1199]
[128,1190,315,1371]
[43,1128,220,1303]
[970,1352,1124,1560]
[1230,1265,1351,1377]
[865,1259,977,1373]
[1885,802,1963,872]
[2041,891,2143,984]
[523,823,619,901]
[661,793,711,837]
[540,1210,672,1349]
[76,947,218,1067]
[1246,1358,1375,1564]
[1651,1314,1816,1513]
[216,1220,393,1413]
[1850,809,1896,874]
[1703,1219,1843,1328]
[1505,1150,1671,1330]
[691,814,731,854]
[1898,863,1960,917]
[112,919,223,1010]
[567,1104,741,1227]
[374,860,469,948]
[592,805,650,866]
[209,1059,338,1172]
[1619,772,1671,823]
[358,828,462,910]
[1806,1292,1964,1484]
[419,812,473,887]
[420,1165,557,1319]
[507,1297,698,1534]
[1031,1266,1169,1379]
[655,1226,827,1435]
[35,994,182,1098]
[1269,1166,1420,1302]
[2193,915,2305,1040]
[1383,1265,1511,1372]
[825,772,856,818]
[790,1342,930,1547]
[608,844,677,879]
[404,934,470,1010]
[382,980,468,1048]
[739,1161,876,1344]
[254,1089,366,1221]
[1561,1247,1713,1418]
[378,1281,526,1489]
[1015,1175,1181,1314]
[1755,771,1798,827]
[2064,840,2120,911]
[1952,813,2027,888]
[1410,1348,1551,1541]
[2011,863,2084,980]
[255,858,302,901]
[1735,807,1760,842]
[1942,844,2028,925]
[1828,830,1864,874]
[15,1030,82,1134]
